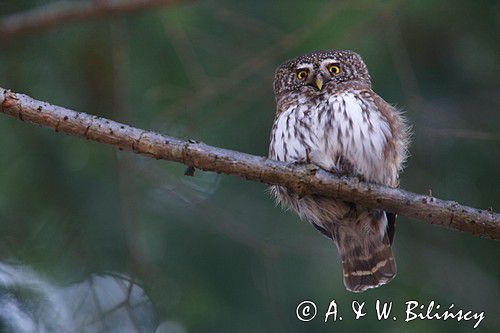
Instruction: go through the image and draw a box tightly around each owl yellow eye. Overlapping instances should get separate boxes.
[328,64,341,75]
[296,69,308,81]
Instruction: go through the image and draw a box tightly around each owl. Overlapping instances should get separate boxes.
[269,50,410,292]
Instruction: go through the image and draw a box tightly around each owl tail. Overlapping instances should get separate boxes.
[336,223,396,293]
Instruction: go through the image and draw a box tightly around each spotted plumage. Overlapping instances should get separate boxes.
[269,50,410,292]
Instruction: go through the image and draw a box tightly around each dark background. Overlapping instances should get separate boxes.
[0,0,499,332]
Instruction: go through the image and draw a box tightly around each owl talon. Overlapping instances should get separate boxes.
[329,165,351,177]
[330,165,341,174]
[288,159,307,167]
[305,164,320,174]
[288,160,320,174]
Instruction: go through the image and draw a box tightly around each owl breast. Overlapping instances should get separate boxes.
[269,91,395,185]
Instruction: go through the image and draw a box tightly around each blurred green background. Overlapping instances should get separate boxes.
[0,0,499,332]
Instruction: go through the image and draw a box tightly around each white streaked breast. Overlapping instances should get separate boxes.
[270,92,392,183]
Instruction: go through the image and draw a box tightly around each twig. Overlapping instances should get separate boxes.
[1,87,499,240]
[0,0,188,40]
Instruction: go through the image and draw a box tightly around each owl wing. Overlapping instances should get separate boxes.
[386,212,396,245]
[312,221,334,240]
[369,91,410,247]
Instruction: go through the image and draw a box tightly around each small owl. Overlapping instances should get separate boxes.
[269,50,410,292]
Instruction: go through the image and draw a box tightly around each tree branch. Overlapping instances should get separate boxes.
[0,0,188,40]
[1,87,498,240]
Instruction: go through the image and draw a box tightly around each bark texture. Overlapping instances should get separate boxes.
[1,87,498,240]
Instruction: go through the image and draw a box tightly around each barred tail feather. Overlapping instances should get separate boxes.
[337,229,396,293]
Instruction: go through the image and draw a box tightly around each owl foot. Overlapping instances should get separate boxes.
[350,175,361,183]
[329,165,343,175]
[288,160,320,174]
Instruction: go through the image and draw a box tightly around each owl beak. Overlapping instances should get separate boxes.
[315,76,324,90]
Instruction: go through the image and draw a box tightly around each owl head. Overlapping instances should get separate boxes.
[273,50,372,97]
